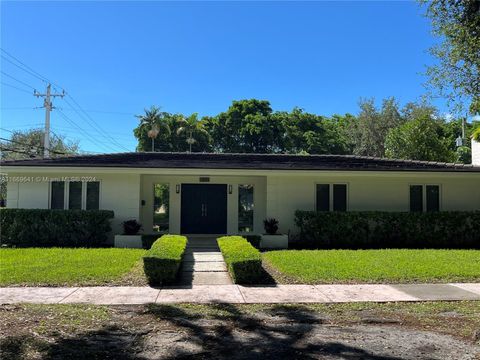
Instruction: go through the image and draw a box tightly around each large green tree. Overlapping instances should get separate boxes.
[133,107,211,152]
[421,0,480,113]
[176,113,211,152]
[204,99,281,153]
[350,97,403,157]
[385,114,454,162]
[0,129,79,160]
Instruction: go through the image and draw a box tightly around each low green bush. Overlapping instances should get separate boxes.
[244,235,261,249]
[0,209,114,247]
[143,234,188,285]
[217,236,262,284]
[141,234,162,249]
[295,210,480,249]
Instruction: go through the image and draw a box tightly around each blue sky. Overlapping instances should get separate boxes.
[1,1,449,153]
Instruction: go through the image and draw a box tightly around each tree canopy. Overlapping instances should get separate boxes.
[133,98,476,163]
[421,0,480,114]
[0,129,79,160]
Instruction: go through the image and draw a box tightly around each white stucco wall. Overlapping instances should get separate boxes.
[266,172,480,234]
[472,139,480,166]
[4,167,480,238]
[5,172,141,237]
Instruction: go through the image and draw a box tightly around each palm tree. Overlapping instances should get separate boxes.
[135,106,170,152]
[176,113,209,152]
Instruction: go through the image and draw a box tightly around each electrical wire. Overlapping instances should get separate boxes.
[0,71,36,90]
[1,82,32,94]
[56,109,122,152]
[0,137,67,155]
[1,48,134,153]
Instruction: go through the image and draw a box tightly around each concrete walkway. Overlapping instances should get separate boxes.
[179,236,231,285]
[0,283,479,305]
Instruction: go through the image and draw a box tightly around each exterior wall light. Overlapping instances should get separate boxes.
[176,184,180,194]
[228,185,233,194]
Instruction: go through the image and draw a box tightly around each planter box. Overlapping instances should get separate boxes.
[114,235,143,249]
[260,234,288,249]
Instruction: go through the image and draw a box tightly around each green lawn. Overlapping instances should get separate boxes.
[0,248,146,286]
[263,249,480,284]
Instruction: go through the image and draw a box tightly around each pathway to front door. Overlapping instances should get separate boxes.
[179,236,232,285]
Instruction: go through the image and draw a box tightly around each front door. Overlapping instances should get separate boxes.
[181,184,227,234]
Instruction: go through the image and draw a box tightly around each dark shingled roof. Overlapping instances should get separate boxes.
[1,152,480,172]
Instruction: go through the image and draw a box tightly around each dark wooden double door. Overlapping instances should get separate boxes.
[180,184,227,234]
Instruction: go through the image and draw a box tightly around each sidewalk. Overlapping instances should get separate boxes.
[0,283,479,305]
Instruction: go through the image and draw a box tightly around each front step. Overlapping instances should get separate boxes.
[177,237,231,285]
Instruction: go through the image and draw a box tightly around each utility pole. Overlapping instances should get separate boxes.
[34,84,65,158]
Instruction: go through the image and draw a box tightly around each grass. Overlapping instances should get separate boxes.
[0,248,146,286]
[263,249,480,284]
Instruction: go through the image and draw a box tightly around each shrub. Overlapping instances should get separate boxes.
[217,236,262,284]
[142,234,161,249]
[263,218,279,235]
[142,234,187,285]
[295,210,480,249]
[244,235,261,248]
[0,209,114,247]
[123,219,142,235]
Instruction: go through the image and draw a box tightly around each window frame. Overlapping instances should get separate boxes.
[238,184,255,233]
[85,181,101,210]
[314,182,349,212]
[48,180,67,210]
[49,180,101,210]
[408,184,441,212]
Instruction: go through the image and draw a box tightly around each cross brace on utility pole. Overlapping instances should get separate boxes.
[34,84,65,158]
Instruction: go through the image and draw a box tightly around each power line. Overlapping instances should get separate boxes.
[62,95,131,151]
[1,48,134,153]
[0,136,67,155]
[1,49,50,84]
[1,71,36,90]
[0,146,38,157]
[56,109,122,152]
[1,82,32,94]
[0,107,38,110]
[51,125,135,139]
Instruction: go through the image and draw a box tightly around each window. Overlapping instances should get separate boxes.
[316,184,329,211]
[50,181,100,210]
[316,184,347,212]
[68,181,82,209]
[409,185,440,212]
[426,185,440,212]
[238,184,254,232]
[333,184,347,211]
[50,181,65,209]
[409,185,423,212]
[86,182,100,210]
[153,184,169,232]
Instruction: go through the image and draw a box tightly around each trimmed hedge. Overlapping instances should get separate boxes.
[143,235,188,285]
[244,235,261,249]
[217,236,262,284]
[142,234,162,249]
[0,208,114,247]
[295,210,480,249]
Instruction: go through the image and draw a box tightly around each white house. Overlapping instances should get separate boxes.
[2,152,480,238]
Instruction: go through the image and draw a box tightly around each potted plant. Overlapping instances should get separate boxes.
[260,218,288,249]
[114,219,143,248]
